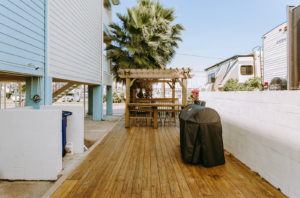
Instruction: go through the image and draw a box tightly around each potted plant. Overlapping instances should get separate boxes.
[191,89,200,104]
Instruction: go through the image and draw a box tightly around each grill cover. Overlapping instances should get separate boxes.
[179,104,225,167]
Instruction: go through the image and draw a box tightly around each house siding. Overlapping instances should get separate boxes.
[48,0,103,84]
[0,0,45,76]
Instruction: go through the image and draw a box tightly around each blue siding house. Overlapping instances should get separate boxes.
[0,0,52,108]
[0,0,116,119]
[0,0,45,76]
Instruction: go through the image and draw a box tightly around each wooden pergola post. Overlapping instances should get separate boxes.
[172,80,175,117]
[125,78,131,128]
[132,88,136,103]
[182,78,187,106]
[163,82,166,98]
[172,81,175,103]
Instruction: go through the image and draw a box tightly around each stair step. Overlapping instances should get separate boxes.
[52,83,80,103]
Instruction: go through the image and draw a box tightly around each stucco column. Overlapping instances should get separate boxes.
[44,77,52,105]
[92,85,103,121]
[106,86,113,115]
[87,85,93,115]
[25,77,42,109]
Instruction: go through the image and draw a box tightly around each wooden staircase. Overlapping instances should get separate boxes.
[52,83,79,103]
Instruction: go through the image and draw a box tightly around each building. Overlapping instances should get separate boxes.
[0,0,119,181]
[0,0,118,120]
[205,52,261,91]
[287,5,300,90]
[263,22,288,85]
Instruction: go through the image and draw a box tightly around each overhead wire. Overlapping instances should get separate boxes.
[176,53,224,60]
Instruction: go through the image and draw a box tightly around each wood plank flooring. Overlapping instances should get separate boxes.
[52,120,286,198]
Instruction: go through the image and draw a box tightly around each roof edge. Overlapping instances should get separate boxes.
[204,54,254,71]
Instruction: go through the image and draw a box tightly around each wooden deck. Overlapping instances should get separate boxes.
[52,120,286,198]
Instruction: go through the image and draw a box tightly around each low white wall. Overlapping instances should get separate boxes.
[42,105,84,154]
[0,108,62,180]
[199,91,300,198]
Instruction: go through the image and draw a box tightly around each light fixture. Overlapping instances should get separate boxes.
[111,0,120,5]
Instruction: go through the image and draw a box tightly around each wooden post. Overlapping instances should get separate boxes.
[163,82,166,98]
[172,81,175,103]
[125,78,130,128]
[115,79,118,90]
[172,81,175,117]
[182,79,187,106]
[132,88,136,103]
[153,106,158,129]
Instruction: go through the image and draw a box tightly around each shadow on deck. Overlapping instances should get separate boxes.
[52,120,286,198]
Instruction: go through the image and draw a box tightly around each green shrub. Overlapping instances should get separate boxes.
[187,94,194,104]
[119,92,125,102]
[6,92,12,99]
[112,92,121,103]
[222,79,240,91]
[222,77,262,91]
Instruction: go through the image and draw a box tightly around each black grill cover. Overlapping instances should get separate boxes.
[179,104,225,167]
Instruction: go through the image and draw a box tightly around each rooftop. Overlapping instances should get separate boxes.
[204,54,253,71]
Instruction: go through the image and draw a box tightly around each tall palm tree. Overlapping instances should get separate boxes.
[106,0,184,82]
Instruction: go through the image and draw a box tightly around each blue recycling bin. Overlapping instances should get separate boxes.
[62,111,72,156]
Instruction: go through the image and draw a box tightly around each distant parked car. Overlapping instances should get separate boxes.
[62,93,80,102]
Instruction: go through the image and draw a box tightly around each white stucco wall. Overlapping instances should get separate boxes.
[199,91,300,198]
[42,105,84,154]
[0,108,62,180]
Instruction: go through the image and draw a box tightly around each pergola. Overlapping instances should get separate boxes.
[118,68,193,128]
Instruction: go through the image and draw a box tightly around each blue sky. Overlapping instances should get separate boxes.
[113,0,299,86]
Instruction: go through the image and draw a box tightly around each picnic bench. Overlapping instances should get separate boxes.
[128,103,184,128]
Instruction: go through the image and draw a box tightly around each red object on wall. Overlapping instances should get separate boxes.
[191,89,199,101]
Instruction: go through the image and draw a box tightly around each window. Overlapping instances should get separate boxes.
[208,73,215,83]
[240,65,253,75]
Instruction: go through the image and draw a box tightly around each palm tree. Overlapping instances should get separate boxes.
[106,0,184,82]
